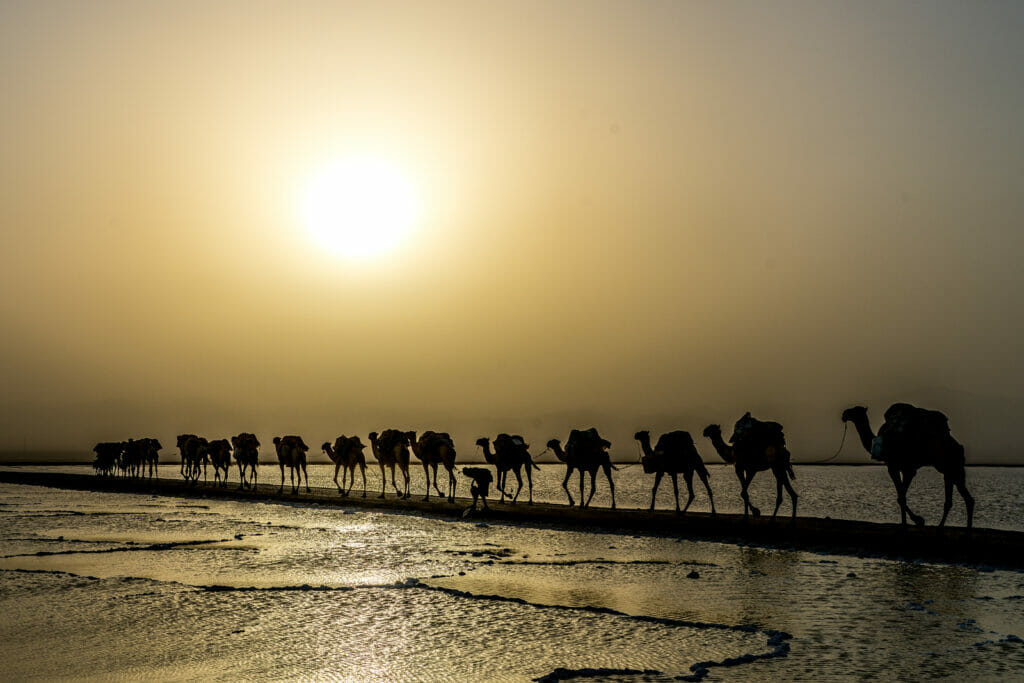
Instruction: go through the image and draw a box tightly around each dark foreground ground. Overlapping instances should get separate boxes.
[2,469,1018,569]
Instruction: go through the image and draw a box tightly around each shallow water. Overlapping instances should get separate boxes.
[1,480,1022,680]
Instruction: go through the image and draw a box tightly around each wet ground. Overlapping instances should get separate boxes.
[1,481,1022,680]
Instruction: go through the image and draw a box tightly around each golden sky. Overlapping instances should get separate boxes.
[2,1,1023,461]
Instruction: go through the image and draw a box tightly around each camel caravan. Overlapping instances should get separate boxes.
[89,402,977,528]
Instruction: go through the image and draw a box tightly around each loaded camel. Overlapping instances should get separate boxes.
[272,435,310,494]
[322,435,368,497]
[545,428,617,509]
[634,430,715,514]
[368,430,411,499]
[475,434,539,504]
[407,431,457,502]
[231,433,260,489]
[703,414,797,520]
[206,438,232,487]
[841,404,974,528]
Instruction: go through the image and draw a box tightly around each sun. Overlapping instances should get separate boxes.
[300,156,421,260]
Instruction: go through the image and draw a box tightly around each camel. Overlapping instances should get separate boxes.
[368,430,411,499]
[92,442,121,477]
[206,438,232,487]
[841,404,974,528]
[322,435,368,497]
[177,434,197,480]
[545,428,617,509]
[475,434,539,505]
[407,430,457,502]
[634,430,715,514]
[231,433,260,489]
[703,415,797,520]
[272,435,310,494]
[142,438,161,478]
[177,435,208,484]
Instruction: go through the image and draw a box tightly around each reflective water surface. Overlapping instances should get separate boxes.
[1,478,1022,680]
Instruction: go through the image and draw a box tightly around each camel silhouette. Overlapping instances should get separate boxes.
[369,430,411,499]
[634,430,715,514]
[842,404,974,528]
[407,431,457,502]
[177,434,197,480]
[546,428,617,509]
[475,434,539,505]
[231,433,260,490]
[322,435,368,497]
[272,435,310,494]
[92,442,121,477]
[703,415,797,520]
[177,435,208,485]
[206,438,232,488]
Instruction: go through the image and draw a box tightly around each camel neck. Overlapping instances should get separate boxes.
[708,433,734,464]
[636,436,654,457]
[849,416,876,455]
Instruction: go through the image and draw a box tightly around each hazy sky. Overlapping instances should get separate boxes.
[2,1,1023,462]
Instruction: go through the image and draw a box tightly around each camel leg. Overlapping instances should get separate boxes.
[422,463,432,501]
[252,463,258,490]
[278,463,285,494]
[956,478,974,530]
[360,465,367,498]
[650,472,663,511]
[497,468,506,503]
[583,469,598,508]
[511,468,523,505]
[302,462,310,493]
[939,476,954,528]
[783,476,798,520]
[897,468,924,527]
[333,462,343,493]
[698,469,715,515]
[433,464,446,499]
[562,467,575,507]
[402,467,411,499]
[681,472,694,514]
[772,473,784,519]
[525,465,534,505]
[740,470,759,518]
[448,468,457,503]
[605,464,615,509]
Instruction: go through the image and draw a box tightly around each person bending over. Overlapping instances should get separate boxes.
[461,467,493,512]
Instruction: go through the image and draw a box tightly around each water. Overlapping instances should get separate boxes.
[1,467,1023,680]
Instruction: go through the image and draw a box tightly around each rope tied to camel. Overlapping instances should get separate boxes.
[797,420,849,465]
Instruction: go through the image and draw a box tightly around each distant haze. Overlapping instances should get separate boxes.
[2,2,1023,463]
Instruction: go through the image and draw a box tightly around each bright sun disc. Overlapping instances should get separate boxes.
[300,157,420,260]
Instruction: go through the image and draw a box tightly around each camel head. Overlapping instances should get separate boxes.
[545,438,561,450]
[368,431,378,443]
[841,406,867,424]
[475,437,490,448]
[321,441,332,454]
[633,430,650,442]
[702,424,721,439]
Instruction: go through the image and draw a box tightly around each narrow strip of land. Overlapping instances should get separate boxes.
[2,470,1019,569]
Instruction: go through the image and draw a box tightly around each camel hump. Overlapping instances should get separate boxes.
[495,433,527,451]
[883,403,951,436]
[731,413,786,448]
[654,430,695,453]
